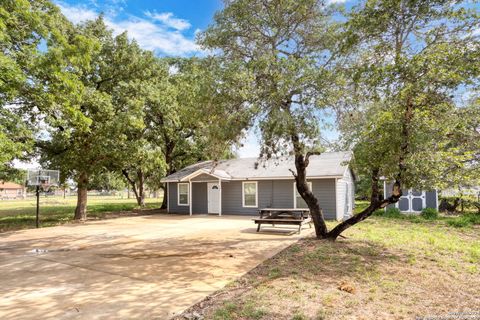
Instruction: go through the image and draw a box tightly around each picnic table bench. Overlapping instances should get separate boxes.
[253,208,312,234]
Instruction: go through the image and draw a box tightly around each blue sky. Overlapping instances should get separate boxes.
[54,0,340,158]
[56,0,223,56]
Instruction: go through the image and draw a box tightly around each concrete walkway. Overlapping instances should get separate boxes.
[0,215,311,319]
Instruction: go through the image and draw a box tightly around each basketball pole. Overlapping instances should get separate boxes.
[36,185,40,228]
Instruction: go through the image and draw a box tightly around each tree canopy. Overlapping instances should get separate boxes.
[0,0,69,178]
[201,0,480,239]
[1,0,479,231]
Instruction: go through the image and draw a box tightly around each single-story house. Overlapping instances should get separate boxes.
[384,181,438,213]
[161,151,355,221]
[0,181,26,200]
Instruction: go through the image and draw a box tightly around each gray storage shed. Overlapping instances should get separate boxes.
[384,181,438,213]
[161,151,355,221]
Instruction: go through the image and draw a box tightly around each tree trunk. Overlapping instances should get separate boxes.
[325,98,414,240]
[74,172,88,220]
[439,197,461,213]
[161,185,167,209]
[325,170,402,240]
[137,169,145,207]
[161,167,175,209]
[293,153,329,238]
[289,131,329,238]
[122,169,145,207]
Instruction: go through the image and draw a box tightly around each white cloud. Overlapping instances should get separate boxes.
[327,0,347,4]
[104,18,199,54]
[13,159,40,170]
[145,11,191,31]
[237,128,261,158]
[56,3,98,24]
[56,2,200,56]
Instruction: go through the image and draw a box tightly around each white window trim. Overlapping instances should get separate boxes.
[293,181,313,209]
[242,181,258,208]
[177,183,189,206]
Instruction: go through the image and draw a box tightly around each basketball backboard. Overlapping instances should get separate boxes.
[27,170,60,187]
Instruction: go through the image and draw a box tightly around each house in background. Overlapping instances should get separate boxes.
[161,151,355,221]
[0,182,26,200]
[384,181,438,213]
[441,186,480,199]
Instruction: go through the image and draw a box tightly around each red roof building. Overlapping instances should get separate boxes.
[0,182,26,199]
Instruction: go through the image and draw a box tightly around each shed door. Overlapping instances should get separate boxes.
[397,189,425,212]
[207,183,220,214]
[410,190,425,212]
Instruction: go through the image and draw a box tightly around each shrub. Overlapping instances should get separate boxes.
[372,209,385,216]
[447,217,471,228]
[384,207,402,218]
[372,207,403,218]
[447,213,480,228]
[420,208,438,220]
[213,302,237,320]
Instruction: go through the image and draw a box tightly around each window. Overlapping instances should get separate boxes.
[294,181,312,209]
[242,181,258,207]
[178,183,189,206]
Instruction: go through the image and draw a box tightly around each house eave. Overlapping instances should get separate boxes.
[161,174,343,183]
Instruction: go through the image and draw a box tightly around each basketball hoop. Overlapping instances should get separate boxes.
[39,180,50,192]
[27,170,59,188]
[26,169,60,228]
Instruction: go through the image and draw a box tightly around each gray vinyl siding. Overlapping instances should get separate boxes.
[221,181,271,215]
[192,183,208,213]
[336,169,354,220]
[342,169,355,218]
[168,182,189,214]
[168,179,338,219]
[350,173,355,215]
[426,191,438,209]
[336,180,345,221]
[311,179,337,220]
[271,180,293,208]
[221,179,337,219]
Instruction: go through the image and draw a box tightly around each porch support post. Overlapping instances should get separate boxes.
[219,179,222,216]
[189,180,192,216]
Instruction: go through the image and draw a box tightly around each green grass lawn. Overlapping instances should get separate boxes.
[0,195,162,232]
[179,201,480,320]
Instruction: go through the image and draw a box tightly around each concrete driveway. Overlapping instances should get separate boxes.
[0,214,311,319]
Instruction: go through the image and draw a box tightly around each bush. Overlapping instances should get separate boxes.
[372,209,385,216]
[447,213,480,228]
[420,208,438,220]
[384,207,402,218]
[372,207,402,218]
[439,196,479,213]
[447,218,471,228]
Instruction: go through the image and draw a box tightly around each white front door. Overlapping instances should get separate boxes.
[207,183,220,214]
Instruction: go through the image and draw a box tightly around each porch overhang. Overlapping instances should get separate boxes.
[179,168,231,182]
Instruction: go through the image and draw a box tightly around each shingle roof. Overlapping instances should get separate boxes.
[0,182,24,189]
[162,151,352,182]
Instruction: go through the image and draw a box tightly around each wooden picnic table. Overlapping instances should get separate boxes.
[253,208,312,234]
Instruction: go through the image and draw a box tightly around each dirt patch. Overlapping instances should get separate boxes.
[86,208,165,220]
[174,219,480,320]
